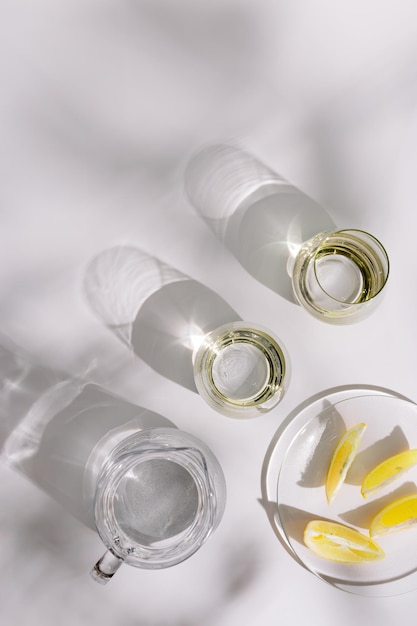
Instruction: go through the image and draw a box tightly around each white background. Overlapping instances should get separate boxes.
[1,1,417,624]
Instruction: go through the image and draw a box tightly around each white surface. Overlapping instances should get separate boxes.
[1,1,417,624]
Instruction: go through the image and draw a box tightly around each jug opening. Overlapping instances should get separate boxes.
[91,428,226,580]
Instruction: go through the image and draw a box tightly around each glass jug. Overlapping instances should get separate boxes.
[0,341,226,583]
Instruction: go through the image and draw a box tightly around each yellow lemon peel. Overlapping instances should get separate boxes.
[370,494,417,538]
[361,449,417,499]
[304,520,384,563]
[325,422,367,505]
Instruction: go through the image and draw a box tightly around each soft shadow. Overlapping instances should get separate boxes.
[258,387,343,561]
[296,400,346,488]
[83,245,241,392]
[131,279,241,391]
[0,339,175,528]
[304,52,417,225]
[339,482,417,529]
[184,144,337,303]
[346,425,409,486]
[256,498,308,568]
[216,534,265,599]
[18,1,268,207]
[276,504,333,548]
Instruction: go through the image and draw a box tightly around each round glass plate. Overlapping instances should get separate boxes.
[267,388,417,596]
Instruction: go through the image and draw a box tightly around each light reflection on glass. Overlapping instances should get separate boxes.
[84,246,241,394]
[84,246,288,417]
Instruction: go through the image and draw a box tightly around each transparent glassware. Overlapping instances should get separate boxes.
[184,144,389,324]
[0,341,226,584]
[91,428,226,582]
[265,390,417,596]
[84,246,289,418]
[290,228,389,323]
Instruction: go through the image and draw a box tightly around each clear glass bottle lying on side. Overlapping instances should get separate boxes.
[0,341,226,584]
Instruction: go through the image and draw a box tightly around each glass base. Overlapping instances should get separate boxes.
[193,322,288,418]
[265,387,417,596]
[291,229,389,324]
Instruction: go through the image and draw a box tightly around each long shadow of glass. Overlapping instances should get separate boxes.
[83,245,241,393]
[0,338,175,529]
[276,504,333,549]
[184,144,337,303]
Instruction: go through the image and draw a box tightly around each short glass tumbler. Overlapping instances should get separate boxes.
[92,428,226,581]
[291,229,389,324]
[193,321,288,418]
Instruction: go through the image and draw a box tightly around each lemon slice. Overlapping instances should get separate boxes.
[361,449,417,498]
[304,520,384,563]
[325,422,367,504]
[370,494,417,538]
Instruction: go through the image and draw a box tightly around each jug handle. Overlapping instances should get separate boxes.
[90,549,123,584]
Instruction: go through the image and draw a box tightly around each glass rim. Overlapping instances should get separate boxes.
[312,228,390,305]
[193,321,288,418]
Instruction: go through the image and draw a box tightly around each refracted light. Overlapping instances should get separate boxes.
[180,322,205,352]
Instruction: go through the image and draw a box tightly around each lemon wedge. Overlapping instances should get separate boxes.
[361,449,417,498]
[304,520,384,563]
[325,422,367,504]
[370,494,417,538]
